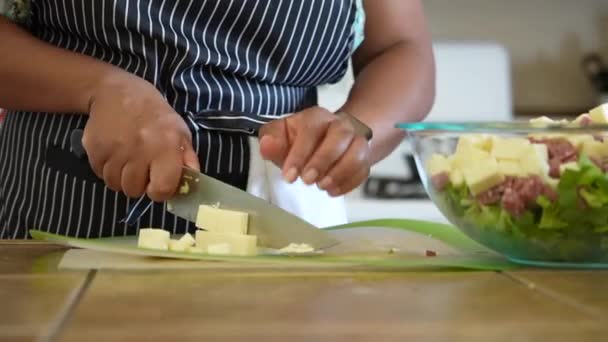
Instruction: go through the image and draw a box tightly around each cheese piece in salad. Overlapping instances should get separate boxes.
[428,104,608,260]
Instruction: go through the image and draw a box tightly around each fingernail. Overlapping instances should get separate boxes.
[302,169,318,185]
[328,186,341,197]
[284,167,299,183]
[318,176,333,190]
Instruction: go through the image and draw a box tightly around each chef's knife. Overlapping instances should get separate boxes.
[69,129,339,250]
[167,167,340,249]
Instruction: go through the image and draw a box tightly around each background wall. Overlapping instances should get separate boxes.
[423,0,608,115]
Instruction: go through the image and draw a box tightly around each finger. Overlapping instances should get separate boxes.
[102,154,129,193]
[146,152,182,202]
[282,119,329,183]
[318,136,369,191]
[327,166,370,197]
[182,143,200,171]
[259,120,289,167]
[81,133,111,179]
[120,159,150,198]
[301,119,355,185]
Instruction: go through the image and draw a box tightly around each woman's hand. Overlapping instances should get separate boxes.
[82,73,200,202]
[259,107,370,197]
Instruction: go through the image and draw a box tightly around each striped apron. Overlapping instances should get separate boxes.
[0,0,360,239]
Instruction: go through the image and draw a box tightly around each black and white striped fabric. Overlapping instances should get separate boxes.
[0,0,358,239]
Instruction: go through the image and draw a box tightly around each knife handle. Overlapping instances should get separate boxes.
[70,129,87,159]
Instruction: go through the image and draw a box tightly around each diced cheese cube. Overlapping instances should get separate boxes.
[137,229,170,251]
[186,246,205,254]
[582,140,608,159]
[560,162,580,175]
[196,205,249,235]
[529,116,554,127]
[589,104,608,123]
[498,160,524,176]
[449,169,464,187]
[461,158,504,195]
[546,178,559,190]
[279,243,316,254]
[452,146,490,170]
[457,134,493,151]
[427,154,451,176]
[195,231,258,256]
[491,137,531,160]
[567,135,595,151]
[168,239,187,252]
[178,233,196,247]
[520,144,550,176]
[207,243,231,255]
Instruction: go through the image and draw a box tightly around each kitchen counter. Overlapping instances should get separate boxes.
[2,241,607,341]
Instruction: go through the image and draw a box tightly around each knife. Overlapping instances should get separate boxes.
[168,167,340,250]
[69,129,339,250]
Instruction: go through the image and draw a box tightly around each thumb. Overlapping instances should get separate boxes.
[259,120,289,168]
[182,144,201,172]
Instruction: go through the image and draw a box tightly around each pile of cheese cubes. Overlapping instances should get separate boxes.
[137,205,258,256]
[427,103,608,196]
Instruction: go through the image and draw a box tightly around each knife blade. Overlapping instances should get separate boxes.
[168,167,340,250]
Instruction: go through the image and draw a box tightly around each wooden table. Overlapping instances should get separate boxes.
[2,242,608,342]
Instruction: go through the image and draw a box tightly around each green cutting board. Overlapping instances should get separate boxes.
[30,219,517,271]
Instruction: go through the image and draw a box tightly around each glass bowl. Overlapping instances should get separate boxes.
[398,121,608,268]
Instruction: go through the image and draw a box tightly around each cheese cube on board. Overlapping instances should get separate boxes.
[195,231,258,256]
[138,229,170,251]
[186,246,205,254]
[196,205,249,235]
[207,243,232,255]
[178,233,196,247]
[168,240,187,252]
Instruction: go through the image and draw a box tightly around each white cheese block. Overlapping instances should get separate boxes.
[452,146,490,170]
[582,140,608,159]
[461,158,504,195]
[567,135,595,151]
[589,104,608,123]
[178,233,196,247]
[498,159,524,176]
[520,144,550,176]
[195,205,249,235]
[137,229,170,251]
[491,137,531,160]
[427,154,451,176]
[457,134,493,152]
[207,243,231,255]
[195,231,258,256]
[186,246,205,254]
[168,239,187,252]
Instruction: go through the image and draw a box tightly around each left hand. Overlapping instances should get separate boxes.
[258,106,371,197]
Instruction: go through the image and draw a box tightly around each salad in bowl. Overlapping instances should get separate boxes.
[400,104,608,267]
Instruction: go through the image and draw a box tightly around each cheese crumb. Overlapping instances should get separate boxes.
[279,243,316,254]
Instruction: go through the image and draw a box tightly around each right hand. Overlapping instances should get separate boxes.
[82,73,200,202]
